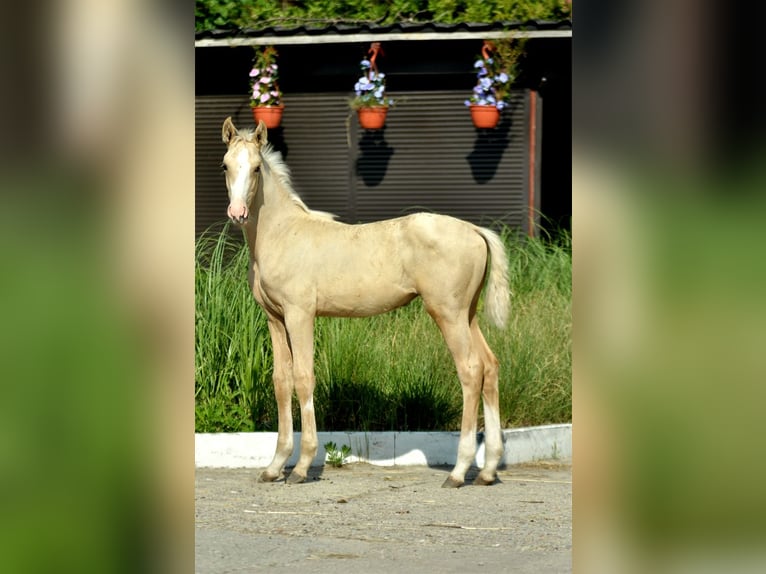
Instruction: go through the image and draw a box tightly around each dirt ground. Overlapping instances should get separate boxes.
[195,461,572,573]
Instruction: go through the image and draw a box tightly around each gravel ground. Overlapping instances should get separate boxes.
[195,461,571,573]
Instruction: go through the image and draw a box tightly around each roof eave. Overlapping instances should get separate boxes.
[194,21,572,47]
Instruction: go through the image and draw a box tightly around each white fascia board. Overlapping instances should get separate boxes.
[195,29,572,48]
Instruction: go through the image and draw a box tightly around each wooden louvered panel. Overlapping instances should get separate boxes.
[351,91,528,229]
[195,96,242,236]
[196,90,537,236]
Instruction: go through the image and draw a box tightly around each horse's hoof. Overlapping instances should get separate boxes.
[257,471,280,483]
[441,476,464,489]
[474,473,497,486]
[286,472,306,484]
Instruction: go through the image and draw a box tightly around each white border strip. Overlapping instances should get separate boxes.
[195,30,571,48]
[195,424,571,468]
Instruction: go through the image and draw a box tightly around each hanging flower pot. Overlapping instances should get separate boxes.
[351,42,394,130]
[469,105,500,129]
[249,46,284,129]
[252,105,285,129]
[465,39,525,129]
[357,106,388,130]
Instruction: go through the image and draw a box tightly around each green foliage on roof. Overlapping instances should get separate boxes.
[196,0,572,34]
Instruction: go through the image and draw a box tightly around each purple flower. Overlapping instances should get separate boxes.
[473,59,484,68]
[353,57,391,106]
[495,72,509,83]
[480,77,492,90]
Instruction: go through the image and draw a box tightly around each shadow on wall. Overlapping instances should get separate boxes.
[466,113,513,184]
[235,103,290,160]
[264,125,289,160]
[355,128,394,187]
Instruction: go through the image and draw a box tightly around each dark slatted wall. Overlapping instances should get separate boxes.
[274,93,354,220]
[351,90,528,228]
[195,96,241,236]
[195,89,537,236]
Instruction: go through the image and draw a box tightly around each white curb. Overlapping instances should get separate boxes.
[195,423,571,468]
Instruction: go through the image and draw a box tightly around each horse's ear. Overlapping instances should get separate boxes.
[222,116,238,145]
[254,120,268,146]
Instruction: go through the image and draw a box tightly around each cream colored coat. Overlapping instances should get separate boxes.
[221,117,510,487]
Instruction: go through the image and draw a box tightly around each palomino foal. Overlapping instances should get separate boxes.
[221,117,511,487]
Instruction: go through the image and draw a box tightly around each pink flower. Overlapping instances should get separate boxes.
[259,93,270,104]
[249,68,259,77]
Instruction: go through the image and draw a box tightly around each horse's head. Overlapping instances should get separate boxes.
[221,117,267,224]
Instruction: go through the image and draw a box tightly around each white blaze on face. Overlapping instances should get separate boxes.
[230,147,253,204]
[227,147,254,221]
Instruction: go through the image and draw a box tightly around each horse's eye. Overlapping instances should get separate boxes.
[220,162,227,172]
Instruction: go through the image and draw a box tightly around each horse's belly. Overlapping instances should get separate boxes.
[315,282,417,317]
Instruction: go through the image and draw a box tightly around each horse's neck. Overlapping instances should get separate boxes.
[243,168,302,261]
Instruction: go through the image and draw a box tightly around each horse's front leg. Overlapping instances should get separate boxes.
[259,316,295,482]
[283,308,318,484]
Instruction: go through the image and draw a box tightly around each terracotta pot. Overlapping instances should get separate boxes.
[357,107,388,130]
[469,105,500,129]
[252,105,284,129]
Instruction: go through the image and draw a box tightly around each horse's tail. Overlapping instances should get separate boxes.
[475,226,511,329]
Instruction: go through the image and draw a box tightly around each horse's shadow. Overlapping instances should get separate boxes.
[466,114,513,184]
[280,462,504,486]
[355,128,394,187]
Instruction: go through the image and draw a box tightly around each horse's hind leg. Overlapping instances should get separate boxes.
[428,309,484,488]
[259,316,295,483]
[472,320,504,485]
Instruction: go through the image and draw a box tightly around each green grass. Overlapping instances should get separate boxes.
[195,224,571,432]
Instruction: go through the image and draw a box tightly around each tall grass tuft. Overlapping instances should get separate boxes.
[491,228,572,426]
[195,227,275,431]
[195,225,571,432]
[313,303,462,431]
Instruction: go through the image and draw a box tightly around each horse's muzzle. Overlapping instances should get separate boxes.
[227,203,248,224]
